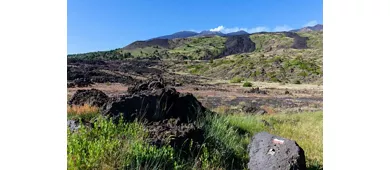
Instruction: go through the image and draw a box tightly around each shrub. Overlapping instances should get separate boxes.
[67,116,176,170]
[293,79,301,84]
[230,76,244,83]
[242,81,253,87]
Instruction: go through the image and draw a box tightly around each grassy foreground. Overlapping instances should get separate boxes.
[67,106,323,170]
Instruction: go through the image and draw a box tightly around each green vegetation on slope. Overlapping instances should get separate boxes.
[168,36,226,60]
[249,33,294,52]
[67,32,323,84]
[67,49,130,60]
[298,31,323,49]
[180,51,322,84]
[120,36,227,60]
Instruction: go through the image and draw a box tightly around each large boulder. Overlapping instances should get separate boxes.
[101,78,207,151]
[103,79,206,123]
[248,132,306,170]
[68,89,109,107]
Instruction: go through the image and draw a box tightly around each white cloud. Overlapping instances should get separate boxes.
[272,25,293,32]
[209,25,270,33]
[210,26,225,32]
[247,27,270,33]
[303,20,318,27]
[208,24,300,33]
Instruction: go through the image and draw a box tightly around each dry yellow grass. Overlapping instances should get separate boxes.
[67,104,99,115]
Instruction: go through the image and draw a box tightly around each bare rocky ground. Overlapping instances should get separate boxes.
[67,59,322,114]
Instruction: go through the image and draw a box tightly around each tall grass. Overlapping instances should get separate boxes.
[225,111,323,169]
[67,104,99,121]
[68,109,322,170]
[67,116,176,170]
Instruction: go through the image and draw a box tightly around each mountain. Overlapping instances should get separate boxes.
[151,31,199,40]
[148,30,250,40]
[225,30,249,36]
[196,30,225,37]
[290,24,323,32]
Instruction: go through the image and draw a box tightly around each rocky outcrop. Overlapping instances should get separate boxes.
[213,35,256,59]
[68,89,109,107]
[283,32,309,49]
[103,78,206,123]
[244,87,268,94]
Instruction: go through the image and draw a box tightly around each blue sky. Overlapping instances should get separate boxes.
[68,0,323,54]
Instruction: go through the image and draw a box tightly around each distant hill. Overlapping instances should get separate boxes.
[195,30,225,37]
[68,25,323,61]
[291,24,323,32]
[149,30,250,40]
[151,31,199,40]
[225,30,249,36]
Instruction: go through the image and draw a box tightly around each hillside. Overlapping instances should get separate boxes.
[291,24,323,32]
[68,29,322,84]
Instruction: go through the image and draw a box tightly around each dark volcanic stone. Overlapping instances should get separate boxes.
[68,89,109,107]
[101,78,208,152]
[146,118,204,149]
[212,35,255,59]
[244,87,268,94]
[242,105,258,113]
[104,78,206,124]
[67,82,75,88]
[283,32,309,49]
[242,104,267,115]
[248,132,306,170]
[73,78,93,87]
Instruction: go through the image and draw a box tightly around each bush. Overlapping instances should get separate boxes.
[230,76,244,83]
[243,81,253,87]
[67,116,176,170]
[293,79,301,84]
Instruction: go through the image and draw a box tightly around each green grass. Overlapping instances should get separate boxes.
[242,81,253,87]
[68,111,323,170]
[67,113,248,170]
[225,111,323,169]
[169,36,226,60]
[181,51,322,84]
[249,33,294,52]
[68,116,179,170]
[297,31,323,49]
[230,76,244,83]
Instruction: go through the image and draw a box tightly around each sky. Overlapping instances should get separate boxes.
[68,0,323,54]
